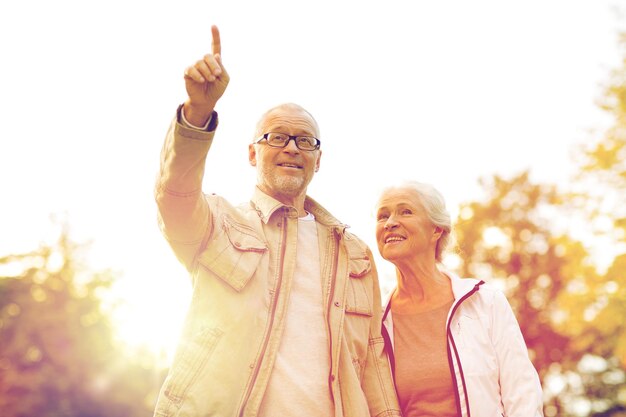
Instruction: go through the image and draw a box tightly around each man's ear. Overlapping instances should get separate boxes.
[249,144,257,166]
[315,149,322,172]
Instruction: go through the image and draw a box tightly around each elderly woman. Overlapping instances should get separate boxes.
[376,181,544,417]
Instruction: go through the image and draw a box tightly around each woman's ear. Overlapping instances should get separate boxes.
[432,226,443,242]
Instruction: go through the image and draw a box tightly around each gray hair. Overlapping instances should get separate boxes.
[380,181,452,262]
[253,103,320,140]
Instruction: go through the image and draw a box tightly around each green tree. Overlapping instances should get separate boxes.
[0,225,163,417]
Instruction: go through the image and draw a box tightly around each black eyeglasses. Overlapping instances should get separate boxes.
[255,132,321,151]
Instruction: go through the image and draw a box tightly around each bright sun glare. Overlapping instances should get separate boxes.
[110,286,190,363]
[101,257,193,363]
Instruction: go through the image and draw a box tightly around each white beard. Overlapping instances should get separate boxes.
[259,167,307,197]
[274,175,305,195]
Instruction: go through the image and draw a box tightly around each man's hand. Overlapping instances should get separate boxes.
[183,25,230,127]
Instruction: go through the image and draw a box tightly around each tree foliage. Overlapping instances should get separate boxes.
[572,32,626,366]
[454,172,586,372]
[452,171,621,416]
[0,226,163,417]
[452,30,626,417]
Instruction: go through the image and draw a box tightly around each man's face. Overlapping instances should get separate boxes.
[249,106,322,203]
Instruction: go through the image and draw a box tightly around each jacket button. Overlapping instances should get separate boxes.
[334,301,341,307]
[277,222,282,227]
[330,374,336,381]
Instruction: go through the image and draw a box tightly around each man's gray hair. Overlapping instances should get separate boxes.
[253,103,320,140]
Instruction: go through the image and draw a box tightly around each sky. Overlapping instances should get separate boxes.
[0,0,623,358]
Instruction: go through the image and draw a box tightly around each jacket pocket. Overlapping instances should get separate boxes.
[345,275,373,317]
[346,242,372,279]
[197,215,267,291]
[348,256,371,278]
[344,239,373,316]
[162,326,224,405]
[453,313,498,376]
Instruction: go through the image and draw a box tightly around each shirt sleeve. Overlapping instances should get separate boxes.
[177,104,218,132]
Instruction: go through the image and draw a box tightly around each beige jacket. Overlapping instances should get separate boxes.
[153,111,400,417]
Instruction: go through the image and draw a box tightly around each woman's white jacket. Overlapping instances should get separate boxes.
[381,272,544,417]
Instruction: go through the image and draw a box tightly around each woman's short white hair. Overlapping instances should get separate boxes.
[380,181,452,262]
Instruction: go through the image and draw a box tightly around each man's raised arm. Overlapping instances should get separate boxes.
[155,25,230,270]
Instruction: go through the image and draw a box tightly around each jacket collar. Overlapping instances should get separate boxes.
[447,271,483,300]
[250,186,347,231]
[381,270,485,350]
[382,270,483,319]
[250,187,286,223]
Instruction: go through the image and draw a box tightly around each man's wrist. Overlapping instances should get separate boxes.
[182,101,215,128]
[177,104,218,132]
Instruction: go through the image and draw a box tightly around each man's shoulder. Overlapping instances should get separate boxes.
[203,193,259,222]
[342,229,366,244]
[341,229,374,256]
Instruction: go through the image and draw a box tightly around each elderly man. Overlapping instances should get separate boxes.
[153,25,400,417]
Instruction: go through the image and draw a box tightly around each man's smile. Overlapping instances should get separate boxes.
[277,162,303,169]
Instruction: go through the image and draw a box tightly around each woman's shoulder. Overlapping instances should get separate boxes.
[447,272,510,308]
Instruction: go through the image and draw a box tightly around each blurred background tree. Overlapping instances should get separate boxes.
[563,29,626,417]
[571,29,626,368]
[452,30,626,417]
[453,171,588,416]
[0,223,164,417]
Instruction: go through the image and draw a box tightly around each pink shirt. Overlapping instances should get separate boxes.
[393,300,456,417]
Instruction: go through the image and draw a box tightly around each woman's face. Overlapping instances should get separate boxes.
[375,187,440,263]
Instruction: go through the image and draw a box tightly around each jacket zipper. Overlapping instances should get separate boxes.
[445,281,484,417]
[237,213,289,417]
[381,299,396,383]
[325,228,341,403]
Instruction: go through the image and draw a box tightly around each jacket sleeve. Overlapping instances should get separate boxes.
[362,248,402,417]
[491,290,545,417]
[154,108,218,272]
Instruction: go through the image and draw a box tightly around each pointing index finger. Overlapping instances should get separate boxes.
[211,25,221,56]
